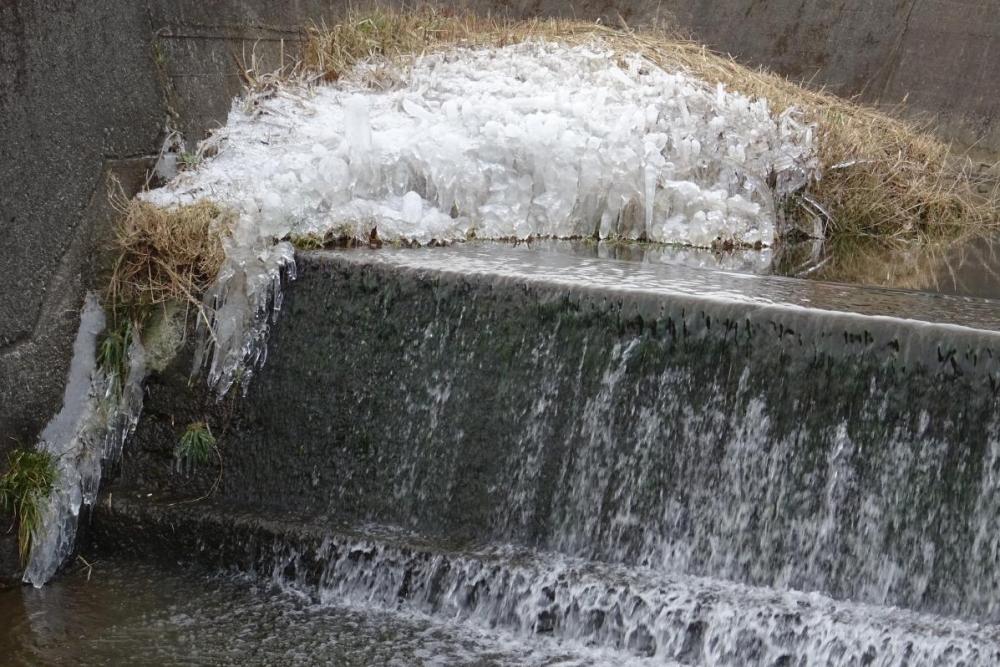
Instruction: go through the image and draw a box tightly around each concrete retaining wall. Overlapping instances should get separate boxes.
[655,0,1000,159]
[1,0,997,464]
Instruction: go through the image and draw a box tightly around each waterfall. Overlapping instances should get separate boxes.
[202,247,1000,621]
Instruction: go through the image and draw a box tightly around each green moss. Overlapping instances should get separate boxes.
[0,449,57,565]
[289,233,327,251]
[142,303,186,374]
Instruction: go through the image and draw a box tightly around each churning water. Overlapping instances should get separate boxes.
[2,556,654,666]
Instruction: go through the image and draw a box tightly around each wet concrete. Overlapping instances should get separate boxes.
[102,248,1000,621]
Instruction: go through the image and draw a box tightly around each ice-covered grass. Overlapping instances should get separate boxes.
[24,294,146,586]
[296,8,998,244]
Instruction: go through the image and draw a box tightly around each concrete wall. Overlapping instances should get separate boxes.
[652,0,1000,158]
[0,1,345,454]
[1,0,997,461]
[1,2,162,450]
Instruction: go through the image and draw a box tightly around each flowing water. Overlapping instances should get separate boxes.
[20,244,1000,664]
[63,245,1000,664]
[87,499,1000,665]
[1,556,654,666]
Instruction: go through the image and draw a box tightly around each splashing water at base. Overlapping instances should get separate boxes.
[83,496,1000,666]
[1,556,667,667]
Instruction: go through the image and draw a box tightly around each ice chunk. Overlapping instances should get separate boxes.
[144,41,816,249]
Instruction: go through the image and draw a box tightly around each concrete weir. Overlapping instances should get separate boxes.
[92,245,1000,662]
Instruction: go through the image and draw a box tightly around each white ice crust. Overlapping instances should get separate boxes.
[25,295,146,586]
[147,41,815,247]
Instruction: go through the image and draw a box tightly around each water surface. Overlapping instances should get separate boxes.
[0,557,649,666]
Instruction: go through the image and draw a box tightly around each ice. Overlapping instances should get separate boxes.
[24,294,147,586]
[146,40,816,246]
[142,40,818,392]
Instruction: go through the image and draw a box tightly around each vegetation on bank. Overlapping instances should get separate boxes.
[0,449,57,565]
[295,7,998,247]
[107,195,230,314]
[99,188,234,376]
[177,421,216,466]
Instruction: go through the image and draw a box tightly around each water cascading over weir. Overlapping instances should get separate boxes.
[87,243,1000,664]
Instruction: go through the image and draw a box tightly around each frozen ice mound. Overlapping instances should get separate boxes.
[142,40,817,393]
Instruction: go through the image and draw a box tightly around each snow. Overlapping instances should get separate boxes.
[141,40,817,393]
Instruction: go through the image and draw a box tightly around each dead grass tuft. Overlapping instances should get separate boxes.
[107,192,232,314]
[299,7,999,247]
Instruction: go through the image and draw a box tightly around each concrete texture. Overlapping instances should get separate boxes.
[0,1,344,457]
[1,0,998,520]
[0,528,17,587]
[0,2,164,451]
[656,0,1000,159]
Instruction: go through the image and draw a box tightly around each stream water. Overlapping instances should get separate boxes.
[1,556,654,667]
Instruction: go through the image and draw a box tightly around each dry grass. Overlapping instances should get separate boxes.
[298,7,999,247]
[107,193,232,314]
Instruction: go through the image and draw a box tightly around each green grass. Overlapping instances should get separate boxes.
[178,152,201,171]
[289,233,329,251]
[0,449,57,565]
[97,314,135,394]
[176,422,216,466]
